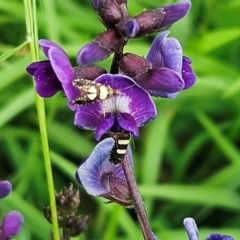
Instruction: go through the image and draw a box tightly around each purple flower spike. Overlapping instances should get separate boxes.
[183,218,199,240]
[74,74,157,140]
[206,234,234,240]
[76,138,133,207]
[161,0,191,28]
[0,181,12,199]
[1,211,24,238]
[26,39,78,105]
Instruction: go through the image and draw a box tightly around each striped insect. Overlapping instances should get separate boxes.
[72,79,120,106]
[109,131,130,164]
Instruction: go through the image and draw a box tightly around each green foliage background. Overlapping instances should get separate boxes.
[1,0,240,239]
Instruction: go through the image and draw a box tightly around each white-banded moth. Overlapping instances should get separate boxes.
[109,132,130,164]
[72,79,120,105]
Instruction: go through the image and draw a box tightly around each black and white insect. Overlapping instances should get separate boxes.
[109,132,130,164]
[72,79,120,106]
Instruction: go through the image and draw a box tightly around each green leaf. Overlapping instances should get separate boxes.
[199,28,240,52]
[0,41,29,62]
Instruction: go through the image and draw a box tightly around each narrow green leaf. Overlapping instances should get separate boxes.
[140,184,240,211]
[0,88,34,128]
[199,28,240,52]
[0,41,29,62]
[196,111,240,164]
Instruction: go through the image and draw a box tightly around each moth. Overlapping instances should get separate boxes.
[72,79,120,106]
[109,131,130,164]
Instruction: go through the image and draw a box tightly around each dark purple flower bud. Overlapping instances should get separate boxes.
[77,29,124,65]
[0,211,24,238]
[90,0,124,28]
[117,18,140,38]
[76,138,133,207]
[73,66,107,80]
[26,40,78,109]
[0,180,12,199]
[183,218,199,240]
[133,0,191,37]
[74,74,157,140]
[206,234,234,240]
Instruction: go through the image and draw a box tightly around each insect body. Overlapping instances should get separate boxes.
[72,79,120,106]
[109,132,130,164]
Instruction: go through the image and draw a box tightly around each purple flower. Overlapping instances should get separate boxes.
[0,181,12,199]
[183,218,234,240]
[119,31,196,98]
[26,40,107,110]
[76,137,133,207]
[74,74,157,140]
[0,211,24,239]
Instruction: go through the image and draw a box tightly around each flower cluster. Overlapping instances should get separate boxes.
[26,0,198,238]
[0,180,24,239]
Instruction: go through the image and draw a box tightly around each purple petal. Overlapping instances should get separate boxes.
[119,18,140,38]
[76,138,133,196]
[29,61,63,97]
[182,56,196,89]
[147,31,183,74]
[74,103,104,130]
[183,218,199,240]
[206,234,234,240]
[26,60,50,75]
[2,211,24,237]
[146,32,168,67]
[95,115,115,140]
[38,39,67,58]
[77,41,111,65]
[136,67,184,93]
[117,113,139,137]
[96,74,157,127]
[48,48,78,100]
[161,0,191,28]
[0,181,12,199]
[148,90,179,99]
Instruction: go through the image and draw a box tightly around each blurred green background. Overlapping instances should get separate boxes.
[1,0,240,239]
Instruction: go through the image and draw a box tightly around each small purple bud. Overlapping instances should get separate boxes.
[134,8,166,37]
[0,180,12,199]
[77,29,124,65]
[206,234,234,240]
[91,0,123,28]
[1,211,24,238]
[161,0,191,28]
[117,18,140,38]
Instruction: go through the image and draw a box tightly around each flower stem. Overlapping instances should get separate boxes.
[24,0,60,239]
[122,154,153,240]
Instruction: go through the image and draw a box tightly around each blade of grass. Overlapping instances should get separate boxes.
[24,0,60,239]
